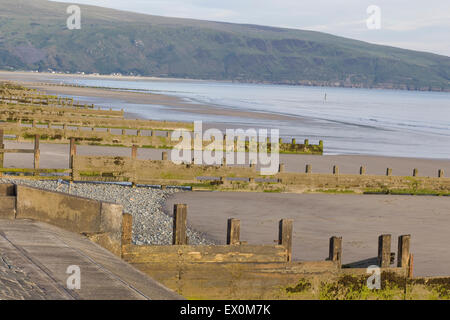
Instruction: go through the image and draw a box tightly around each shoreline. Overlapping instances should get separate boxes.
[1,71,450,160]
[10,78,303,123]
[1,70,449,93]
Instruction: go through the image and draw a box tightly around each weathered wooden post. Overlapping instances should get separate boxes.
[360,166,366,175]
[408,254,414,279]
[397,235,411,268]
[413,168,419,177]
[0,129,4,171]
[150,130,154,137]
[227,218,241,245]
[305,164,312,174]
[378,234,392,268]
[333,165,339,175]
[329,236,343,267]
[278,163,285,173]
[131,145,138,159]
[136,129,141,137]
[162,151,168,161]
[122,129,126,136]
[121,213,133,247]
[438,169,444,178]
[279,219,293,262]
[386,168,392,176]
[173,204,188,245]
[69,138,76,170]
[33,135,40,170]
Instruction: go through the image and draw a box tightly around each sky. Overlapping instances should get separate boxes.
[52,0,450,56]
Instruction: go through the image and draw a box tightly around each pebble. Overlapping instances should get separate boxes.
[0,178,215,246]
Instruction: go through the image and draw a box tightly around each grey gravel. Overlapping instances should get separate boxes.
[1,178,215,246]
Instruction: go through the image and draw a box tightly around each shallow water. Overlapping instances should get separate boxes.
[54,77,450,159]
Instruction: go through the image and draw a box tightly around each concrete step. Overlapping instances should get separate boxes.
[0,196,16,219]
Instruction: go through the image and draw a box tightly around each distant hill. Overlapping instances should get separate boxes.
[0,0,449,91]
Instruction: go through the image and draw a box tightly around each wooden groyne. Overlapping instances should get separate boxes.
[0,82,322,154]
[2,183,449,300]
[0,129,448,195]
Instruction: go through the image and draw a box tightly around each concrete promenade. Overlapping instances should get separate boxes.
[0,219,182,300]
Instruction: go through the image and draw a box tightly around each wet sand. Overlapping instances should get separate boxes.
[0,71,297,122]
[165,192,450,277]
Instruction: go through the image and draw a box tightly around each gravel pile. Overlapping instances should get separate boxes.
[0,178,215,246]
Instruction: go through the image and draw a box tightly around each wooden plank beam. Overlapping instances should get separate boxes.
[34,134,40,169]
[278,219,293,262]
[172,204,188,245]
[0,149,35,154]
[378,234,392,268]
[227,218,241,245]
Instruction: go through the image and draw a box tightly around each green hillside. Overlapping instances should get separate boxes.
[0,0,449,91]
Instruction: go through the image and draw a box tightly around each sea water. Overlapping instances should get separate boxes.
[53,77,450,159]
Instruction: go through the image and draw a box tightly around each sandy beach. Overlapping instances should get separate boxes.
[1,72,449,278]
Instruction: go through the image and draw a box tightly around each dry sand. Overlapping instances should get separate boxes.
[165,191,450,277]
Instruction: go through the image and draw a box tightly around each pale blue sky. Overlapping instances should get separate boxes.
[52,0,450,56]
